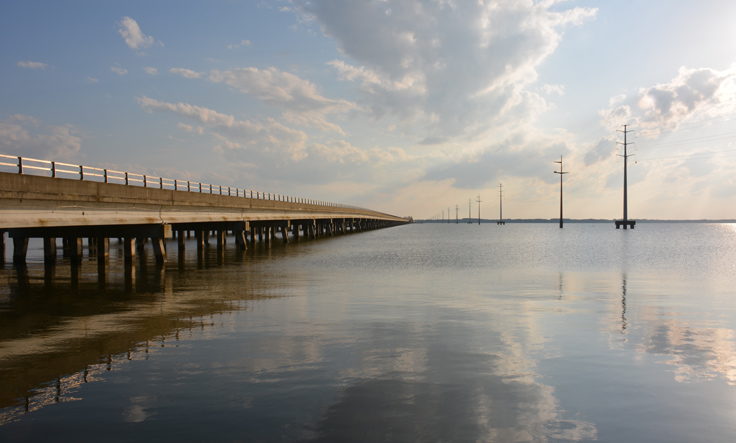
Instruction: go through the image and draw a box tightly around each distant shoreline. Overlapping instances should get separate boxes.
[416,219,736,224]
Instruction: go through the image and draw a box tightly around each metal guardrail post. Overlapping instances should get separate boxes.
[17,156,22,174]
[79,165,84,180]
[174,179,177,190]
[159,177,163,189]
[51,161,56,178]
[104,169,108,183]
[143,175,147,188]
[187,180,191,192]
[125,172,129,185]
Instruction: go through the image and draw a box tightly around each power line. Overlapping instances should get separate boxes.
[615,124,636,229]
[553,156,568,229]
[476,195,482,225]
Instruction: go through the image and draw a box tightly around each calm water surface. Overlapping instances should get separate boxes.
[1,223,736,442]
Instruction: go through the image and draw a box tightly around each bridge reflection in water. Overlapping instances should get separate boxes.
[0,238,300,424]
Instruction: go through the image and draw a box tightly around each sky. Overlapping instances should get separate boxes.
[2,0,736,220]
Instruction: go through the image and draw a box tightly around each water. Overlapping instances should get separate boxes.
[1,223,735,442]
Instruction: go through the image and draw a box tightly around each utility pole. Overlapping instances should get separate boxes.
[553,156,568,228]
[615,125,636,229]
[476,195,482,225]
[455,205,459,224]
[497,183,505,225]
[468,198,472,224]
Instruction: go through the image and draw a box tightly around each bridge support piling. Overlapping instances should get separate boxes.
[215,230,226,252]
[123,237,136,264]
[96,237,109,260]
[12,236,28,265]
[43,237,57,265]
[281,223,289,244]
[88,237,96,256]
[62,238,70,258]
[69,237,83,264]
[292,223,300,241]
[136,237,146,256]
[195,229,205,255]
[234,226,247,251]
[177,231,185,255]
[152,237,166,264]
[96,237,109,287]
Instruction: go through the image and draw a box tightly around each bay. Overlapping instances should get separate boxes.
[1,223,735,442]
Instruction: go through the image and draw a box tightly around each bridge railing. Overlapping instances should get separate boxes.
[0,153,358,210]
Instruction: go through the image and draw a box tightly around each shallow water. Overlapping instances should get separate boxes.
[1,223,735,442]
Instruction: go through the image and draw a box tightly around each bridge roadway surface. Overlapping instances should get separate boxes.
[0,171,410,265]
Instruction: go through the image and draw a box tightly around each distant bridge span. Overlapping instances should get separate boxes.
[0,155,410,265]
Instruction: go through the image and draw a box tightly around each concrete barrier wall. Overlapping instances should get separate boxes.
[0,172,408,229]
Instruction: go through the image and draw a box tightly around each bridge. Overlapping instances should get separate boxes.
[0,154,410,269]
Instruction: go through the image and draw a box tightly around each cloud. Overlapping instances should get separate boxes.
[117,16,156,50]
[0,114,81,160]
[226,39,252,49]
[584,137,616,166]
[111,65,128,75]
[209,66,353,110]
[143,66,158,75]
[177,123,204,135]
[541,84,565,96]
[600,66,736,137]
[311,140,410,164]
[424,134,570,189]
[206,66,356,133]
[137,96,308,160]
[169,67,202,79]
[17,61,48,70]
[85,76,99,83]
[293,0,596,140]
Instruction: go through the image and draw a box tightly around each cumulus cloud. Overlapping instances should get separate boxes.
[293,0,596,140]
[170,67,202,79]
[143,66,158,75]
[0,114,81,160]
[118,16,156,50]
[17,61,48,70]
[111,65,128,75]
[600,66,736,137]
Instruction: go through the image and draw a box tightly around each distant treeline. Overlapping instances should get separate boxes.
[417,218,736,224]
